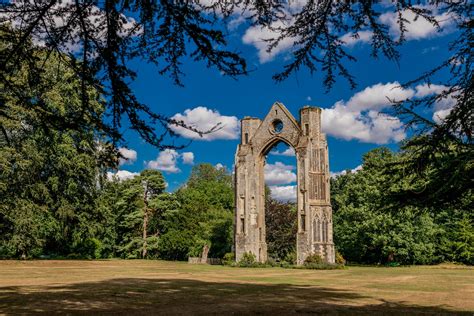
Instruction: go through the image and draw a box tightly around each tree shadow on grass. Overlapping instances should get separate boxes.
[0,278,468,315]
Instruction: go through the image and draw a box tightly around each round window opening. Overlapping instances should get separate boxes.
[272,119,284,133]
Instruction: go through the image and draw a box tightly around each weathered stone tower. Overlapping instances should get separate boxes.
[234,102,335,265]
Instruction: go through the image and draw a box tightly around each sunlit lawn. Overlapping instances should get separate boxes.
[0,260,473,315]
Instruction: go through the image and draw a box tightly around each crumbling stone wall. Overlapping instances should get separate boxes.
[234,102,335,265]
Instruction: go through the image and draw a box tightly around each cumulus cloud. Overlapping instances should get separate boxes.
[379,7,455,41]
[321,82,411,144]
[240,0,315,62]
[118,147,137,166]
[270,147,296,157]
[414,84,456,123]
[270,185,297,202]
[243,4,456,63]
[340,6,455,47]
[264,162,297,185]
[107,170,140,182]
[330,165,362,178]
[181,152,195,165]
[147,149,181,173]
[215,163,225,170]
[346,82,415,111]
[170,107,239,141]
[147,150,197,173]
[415,83,449,97]
[242,20,297,63]
[321,81,457,142]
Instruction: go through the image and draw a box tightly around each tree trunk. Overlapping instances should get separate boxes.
[142,209,148,258]
[142,181,148,259]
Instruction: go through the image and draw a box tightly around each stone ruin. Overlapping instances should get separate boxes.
[234,102,335,265]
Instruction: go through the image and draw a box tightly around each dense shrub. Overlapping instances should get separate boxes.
[238,252,257,267]
[283,251,297,265]
[222,252,235,265]
[304,253,324,265]
[298,263,345,270]
[75,238,102,259]
[335,251,346,265]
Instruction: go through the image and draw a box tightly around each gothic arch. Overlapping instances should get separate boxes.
[234,102,335,265]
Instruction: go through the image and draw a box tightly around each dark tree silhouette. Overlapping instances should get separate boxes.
[1,1,472,201]
[0,0,247,149]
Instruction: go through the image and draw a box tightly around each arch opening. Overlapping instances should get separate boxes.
[262,141,297,263]
[260,137,294,158]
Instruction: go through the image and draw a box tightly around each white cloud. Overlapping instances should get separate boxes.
[264,162,297,185]
[170,107,239,141]
[228,15,247,30]
[270,147,296,157]
[340,30,373,47]
[107,170,139,182]
[346,82,415,112]
[321,82,411,144]
[239,0,314,63]
[118,147,137,166]
[321,81,457,142]
[270,185,297,202]
[242,4,456,62]
[432,108,453,124]
[340,6,455,47]
[242,20,297,63]
[413,83,456,123]
[147,149,180,173]
[181,152,195,165]
[330,165,362,178]
[414,84,456,123]
[215,163,225,170]
[2,0,140,54]
[379,7,455,41]
[414,83,448,97]
[322,105,406,144]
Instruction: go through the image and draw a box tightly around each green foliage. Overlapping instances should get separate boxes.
[93,163,235,261]
[0,43,114,258]
[222,252,235,266]
[75,238,102,259]
[332,147,473,265]
[239,252,257,266]
[233,253,273,268]
[283,251,297,266]
[0,6,470,266]
[265,196,297,262]
[158,230,194,261]
[99,169,168,259]
[298,263,345,270]
[157,164,233,260]
[335,251,346,266]
[304,254,324,265]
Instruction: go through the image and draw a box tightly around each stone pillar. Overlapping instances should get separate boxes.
[299,106,335,264]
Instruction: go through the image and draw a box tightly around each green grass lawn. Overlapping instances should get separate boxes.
[0,260,473,315]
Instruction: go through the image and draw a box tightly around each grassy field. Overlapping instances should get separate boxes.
[0,260,473,315]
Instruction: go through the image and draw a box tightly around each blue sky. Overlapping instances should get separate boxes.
[109,4,457,200]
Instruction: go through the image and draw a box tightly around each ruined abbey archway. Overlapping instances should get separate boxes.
[234,102,335,265]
